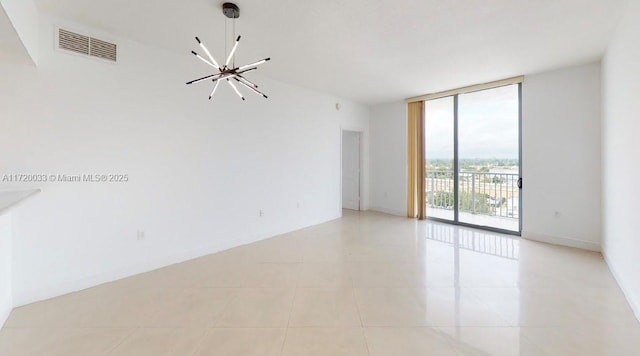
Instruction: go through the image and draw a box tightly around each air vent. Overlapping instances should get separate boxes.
[58,28,117,62]
[89,37,117,61]
[58,29,89,55]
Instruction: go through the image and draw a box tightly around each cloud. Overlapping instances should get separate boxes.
[425,84,519,159]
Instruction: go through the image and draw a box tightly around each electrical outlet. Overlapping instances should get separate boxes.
[259,209,264,217]
[136,230,145,241]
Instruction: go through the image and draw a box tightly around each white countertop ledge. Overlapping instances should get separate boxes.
[0,189,41,214]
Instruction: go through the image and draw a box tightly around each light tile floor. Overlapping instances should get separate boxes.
[1,210,639,355]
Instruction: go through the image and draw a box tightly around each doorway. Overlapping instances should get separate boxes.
[425,83,522,234]
[342,130,361,211]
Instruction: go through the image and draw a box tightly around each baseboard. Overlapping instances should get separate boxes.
[602,251,640,323]
[522,231,601,252]
[13,215,337,307]
[13,239,241,306]
[369,206,405,217]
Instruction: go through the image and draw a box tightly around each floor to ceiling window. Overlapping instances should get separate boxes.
[425,96,455,221]
[425,82,522,234]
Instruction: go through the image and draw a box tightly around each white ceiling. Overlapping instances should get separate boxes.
[34,0,628,104]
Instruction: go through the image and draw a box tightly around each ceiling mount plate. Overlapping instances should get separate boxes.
[222,3,240,19]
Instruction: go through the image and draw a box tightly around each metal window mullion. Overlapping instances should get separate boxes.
[518,83,523,234]
[453,94,459,223]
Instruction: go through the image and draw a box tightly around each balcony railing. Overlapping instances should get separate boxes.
[426,170,519,219]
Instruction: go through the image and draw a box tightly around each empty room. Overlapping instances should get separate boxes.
[1,0,639,355]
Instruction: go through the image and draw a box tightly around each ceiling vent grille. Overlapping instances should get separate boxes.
[58,29,89,55]
[58,28,117,62]
[89,37,117,61]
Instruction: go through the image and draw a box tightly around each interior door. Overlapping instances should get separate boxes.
[342,131,360,210]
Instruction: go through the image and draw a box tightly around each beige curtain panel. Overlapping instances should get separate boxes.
[407,101,426,219]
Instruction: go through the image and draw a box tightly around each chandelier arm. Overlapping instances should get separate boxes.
[235,77,267,98]
[208,80,221,100]
[195,37,221,70]
[238,58,270,71]
[225,36,241,68]
[191,51,217,68]
[237,67,258,75]
[212,73,237,83]
[236,75,258,89]
[186,73,223,85]
[227,79,245,100]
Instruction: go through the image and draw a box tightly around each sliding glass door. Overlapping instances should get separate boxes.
[425,84,521,234]
[425,96,455,221]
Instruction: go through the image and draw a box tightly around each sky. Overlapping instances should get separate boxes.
[425,84,519,160]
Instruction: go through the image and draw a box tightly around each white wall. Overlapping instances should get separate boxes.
[602,0,640,319]
[0,0,38,64]
[341,131,360,210]
[522,63,602,251]
[0,213,11,327]
[369,102,407,216]
[0,16,370,306]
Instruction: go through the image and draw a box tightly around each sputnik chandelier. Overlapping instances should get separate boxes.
[186,2,270,101]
